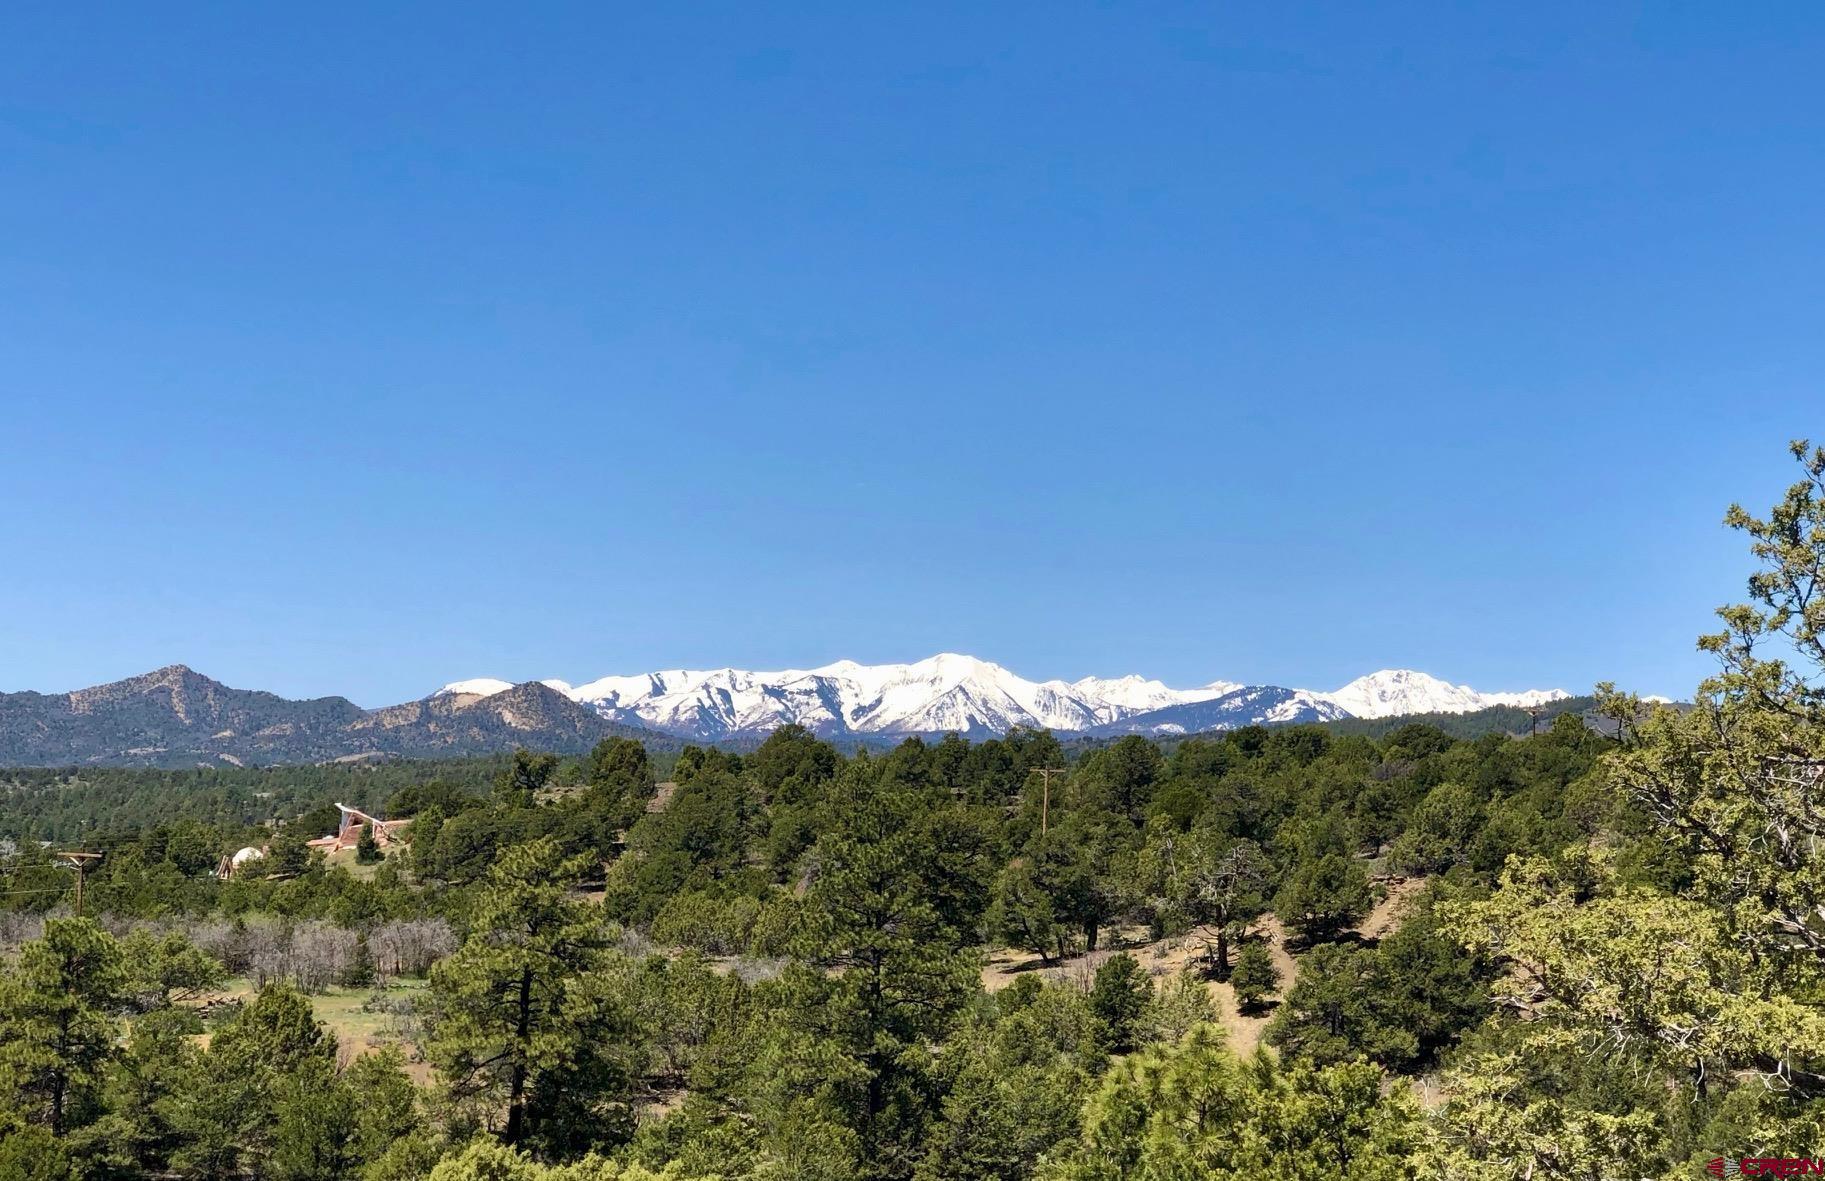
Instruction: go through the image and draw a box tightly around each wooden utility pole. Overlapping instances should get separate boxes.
[55,851,102,917]
[1526,705,1545,739]
[1032,768,1066,834]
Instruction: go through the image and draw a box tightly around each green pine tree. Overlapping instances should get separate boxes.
[356,822,382,864]
[1228,941,1280,1013]
[1274,853,1371,945]
[1087,954,1149,1054]
[0,918,127,1136]
[426,838,630,1153]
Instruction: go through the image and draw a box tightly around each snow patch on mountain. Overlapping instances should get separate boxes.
[1064,675,1233,714]
[436,678,516,698]
[436,677,573,699]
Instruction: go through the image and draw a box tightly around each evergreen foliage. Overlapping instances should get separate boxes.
[8,444,1825,1181]
[1228,941,1280,1013]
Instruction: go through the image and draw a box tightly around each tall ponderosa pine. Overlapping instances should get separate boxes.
[427,837,632,1154]
[170,982,335,1179]
[802,772,978,1177]
[0,918,127,1136]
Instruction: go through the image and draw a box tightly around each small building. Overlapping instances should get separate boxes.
[305,803,411,855]
[215,845,267,879]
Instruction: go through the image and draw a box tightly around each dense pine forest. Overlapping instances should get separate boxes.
[0,756,517,845]
[3,443,1825,1179]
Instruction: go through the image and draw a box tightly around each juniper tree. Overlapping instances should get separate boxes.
[356,821,382,864]
[1274,853,1371,946]
[1134,828,1273,978]
[170,983,335,1179]
[1266,943,1416,1069]
[1087,954,1150,1055]
[1228,941,1280,1013]
[495,750,559,808]
[1433,443,1825,1173]
[987,860,1067,963]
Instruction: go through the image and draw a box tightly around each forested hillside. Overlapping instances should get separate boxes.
[0,754,597,844]
[2,442,1824,1179]
[0,671,671,769]
[1315,693,1598,740]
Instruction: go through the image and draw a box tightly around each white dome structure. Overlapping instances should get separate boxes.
[216,845,268,879]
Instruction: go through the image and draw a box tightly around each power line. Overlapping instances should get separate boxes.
[53,852,102,917]
[1029,768,1067,835]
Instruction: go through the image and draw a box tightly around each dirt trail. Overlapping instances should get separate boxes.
[1361,876,1426,940]
[980,877,1429,1057]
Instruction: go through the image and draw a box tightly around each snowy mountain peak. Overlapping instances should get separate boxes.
[431,658,1570,739]
[1318,669,1569,719]
[1067,674,1221,714]
[903,652,1010,685]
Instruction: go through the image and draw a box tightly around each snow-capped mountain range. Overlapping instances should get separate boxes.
[433,655,1569,742]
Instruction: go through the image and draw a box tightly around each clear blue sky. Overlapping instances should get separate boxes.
[2,4,1820,706]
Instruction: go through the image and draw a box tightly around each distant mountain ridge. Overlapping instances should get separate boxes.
[0,660,1570,767]
[0,665,662,769]
[432,655,1568,742]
